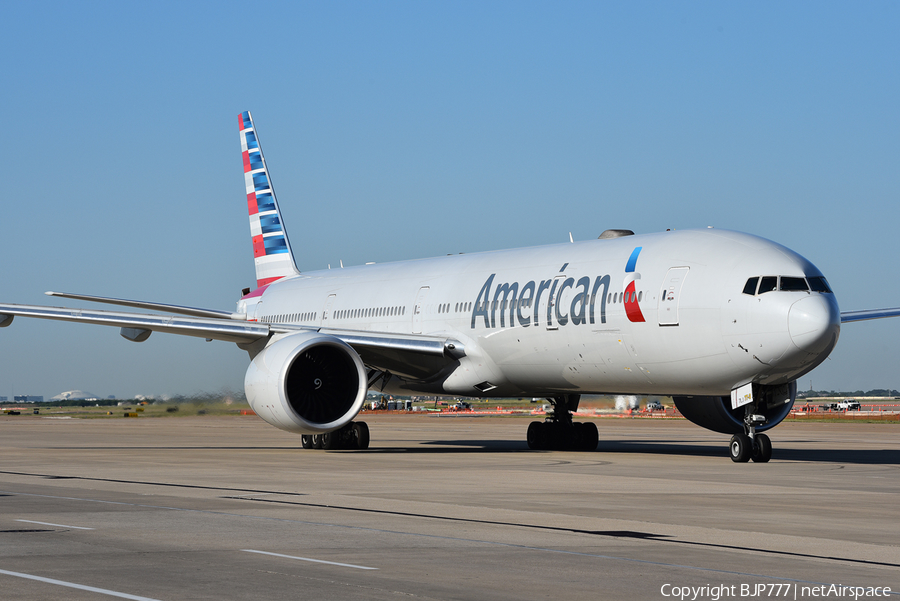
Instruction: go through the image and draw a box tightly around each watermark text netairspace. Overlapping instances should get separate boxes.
[660,583,893,600]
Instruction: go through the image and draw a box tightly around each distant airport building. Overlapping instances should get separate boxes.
[50,390,99,402]
[14,395,43,403]
[0,396,6,402]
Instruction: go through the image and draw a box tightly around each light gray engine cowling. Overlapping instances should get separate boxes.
[244,332,367,434]
[672,382,796,435]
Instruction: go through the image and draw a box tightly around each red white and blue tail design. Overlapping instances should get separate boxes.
[240,111,300,289]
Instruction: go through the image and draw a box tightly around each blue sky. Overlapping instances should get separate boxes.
[1,2,898,400]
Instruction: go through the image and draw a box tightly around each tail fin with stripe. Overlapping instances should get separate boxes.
[239,111,300,288]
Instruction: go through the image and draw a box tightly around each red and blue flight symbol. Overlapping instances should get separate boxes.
[623,247,646,323]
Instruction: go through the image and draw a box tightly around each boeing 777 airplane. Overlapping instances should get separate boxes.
[2,111,898,462]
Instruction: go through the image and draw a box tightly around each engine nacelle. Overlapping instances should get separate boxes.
[673,382,796,435]
[244,332,367,434]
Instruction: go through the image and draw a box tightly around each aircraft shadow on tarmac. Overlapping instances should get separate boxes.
[408,439,900,464]
[53,443,899,464]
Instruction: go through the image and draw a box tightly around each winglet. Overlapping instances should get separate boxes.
[239,111,301,288]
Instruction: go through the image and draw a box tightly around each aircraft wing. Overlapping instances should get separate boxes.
[242,324,463,379]
[0,303,270,344]
[44,291,238,319]
[319,328,464,380]
[0,302,464,380]
[840,308,900,323]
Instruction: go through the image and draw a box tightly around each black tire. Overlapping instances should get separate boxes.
[547,423,565,450]
[322,431,338,450]
[543,422,556,450]
[571,422,585,450]
[301,435,313,449]
[526,421,542,450]
[751,433,772,463]
[729,433,751,462]
[580,421,599,451]
[353,421,370,450]
[312,434,324,449]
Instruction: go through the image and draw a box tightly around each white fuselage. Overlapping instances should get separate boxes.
[238,228,841,398]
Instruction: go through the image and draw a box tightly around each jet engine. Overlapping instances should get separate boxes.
[672,382,796,435]
[244,332,367,434]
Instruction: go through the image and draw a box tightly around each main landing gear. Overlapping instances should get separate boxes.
[729,405,772,463]
[526,394,598,451]
[301,421,370,450]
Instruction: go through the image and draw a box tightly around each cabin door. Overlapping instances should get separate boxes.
[543,275,566,330]
[320,294,336,327]
[658,267,689,326]
[412,287,429,333]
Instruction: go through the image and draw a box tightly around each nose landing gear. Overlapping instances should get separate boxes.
[729,407,772,463]
[526,394,598,451]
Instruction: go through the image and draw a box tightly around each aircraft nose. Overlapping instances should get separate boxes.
[789,295,840,355]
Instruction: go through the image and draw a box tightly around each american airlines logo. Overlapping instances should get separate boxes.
[623,246,646,323]
[470,248,646,329]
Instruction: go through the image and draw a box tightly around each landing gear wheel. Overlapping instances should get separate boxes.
[322,431,338,450]
[729,433,751,463]
[545,422,563,450]
[353,421,370,450]
[525,396,597,451]
[526,421,544,450]
[572,422,585,450]
[301,435,313,449]
[751,433,772,463]
[580,422,599,451]
[312,434,324,449]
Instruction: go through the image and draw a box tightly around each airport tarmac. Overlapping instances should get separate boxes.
[0,414,897,600]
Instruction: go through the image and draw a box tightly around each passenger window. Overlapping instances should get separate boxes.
[742,277,759,295]
[808,277,832,293]
[758,276,777,294]
[780,277,808,292]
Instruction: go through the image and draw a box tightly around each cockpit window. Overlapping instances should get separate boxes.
[780,277,809,292]
[745,275,834,295]
[808,276,833,293]
[758,276,778,294]
[742,277,759,295]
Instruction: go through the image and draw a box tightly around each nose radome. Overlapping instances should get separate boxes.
[789,295,840,355]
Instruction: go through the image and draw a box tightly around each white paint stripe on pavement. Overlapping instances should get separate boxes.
[16,519,94,530]
[242,549,378,570]
[0,569,161,601]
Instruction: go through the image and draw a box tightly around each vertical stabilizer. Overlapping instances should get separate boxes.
[239,111,300,288]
